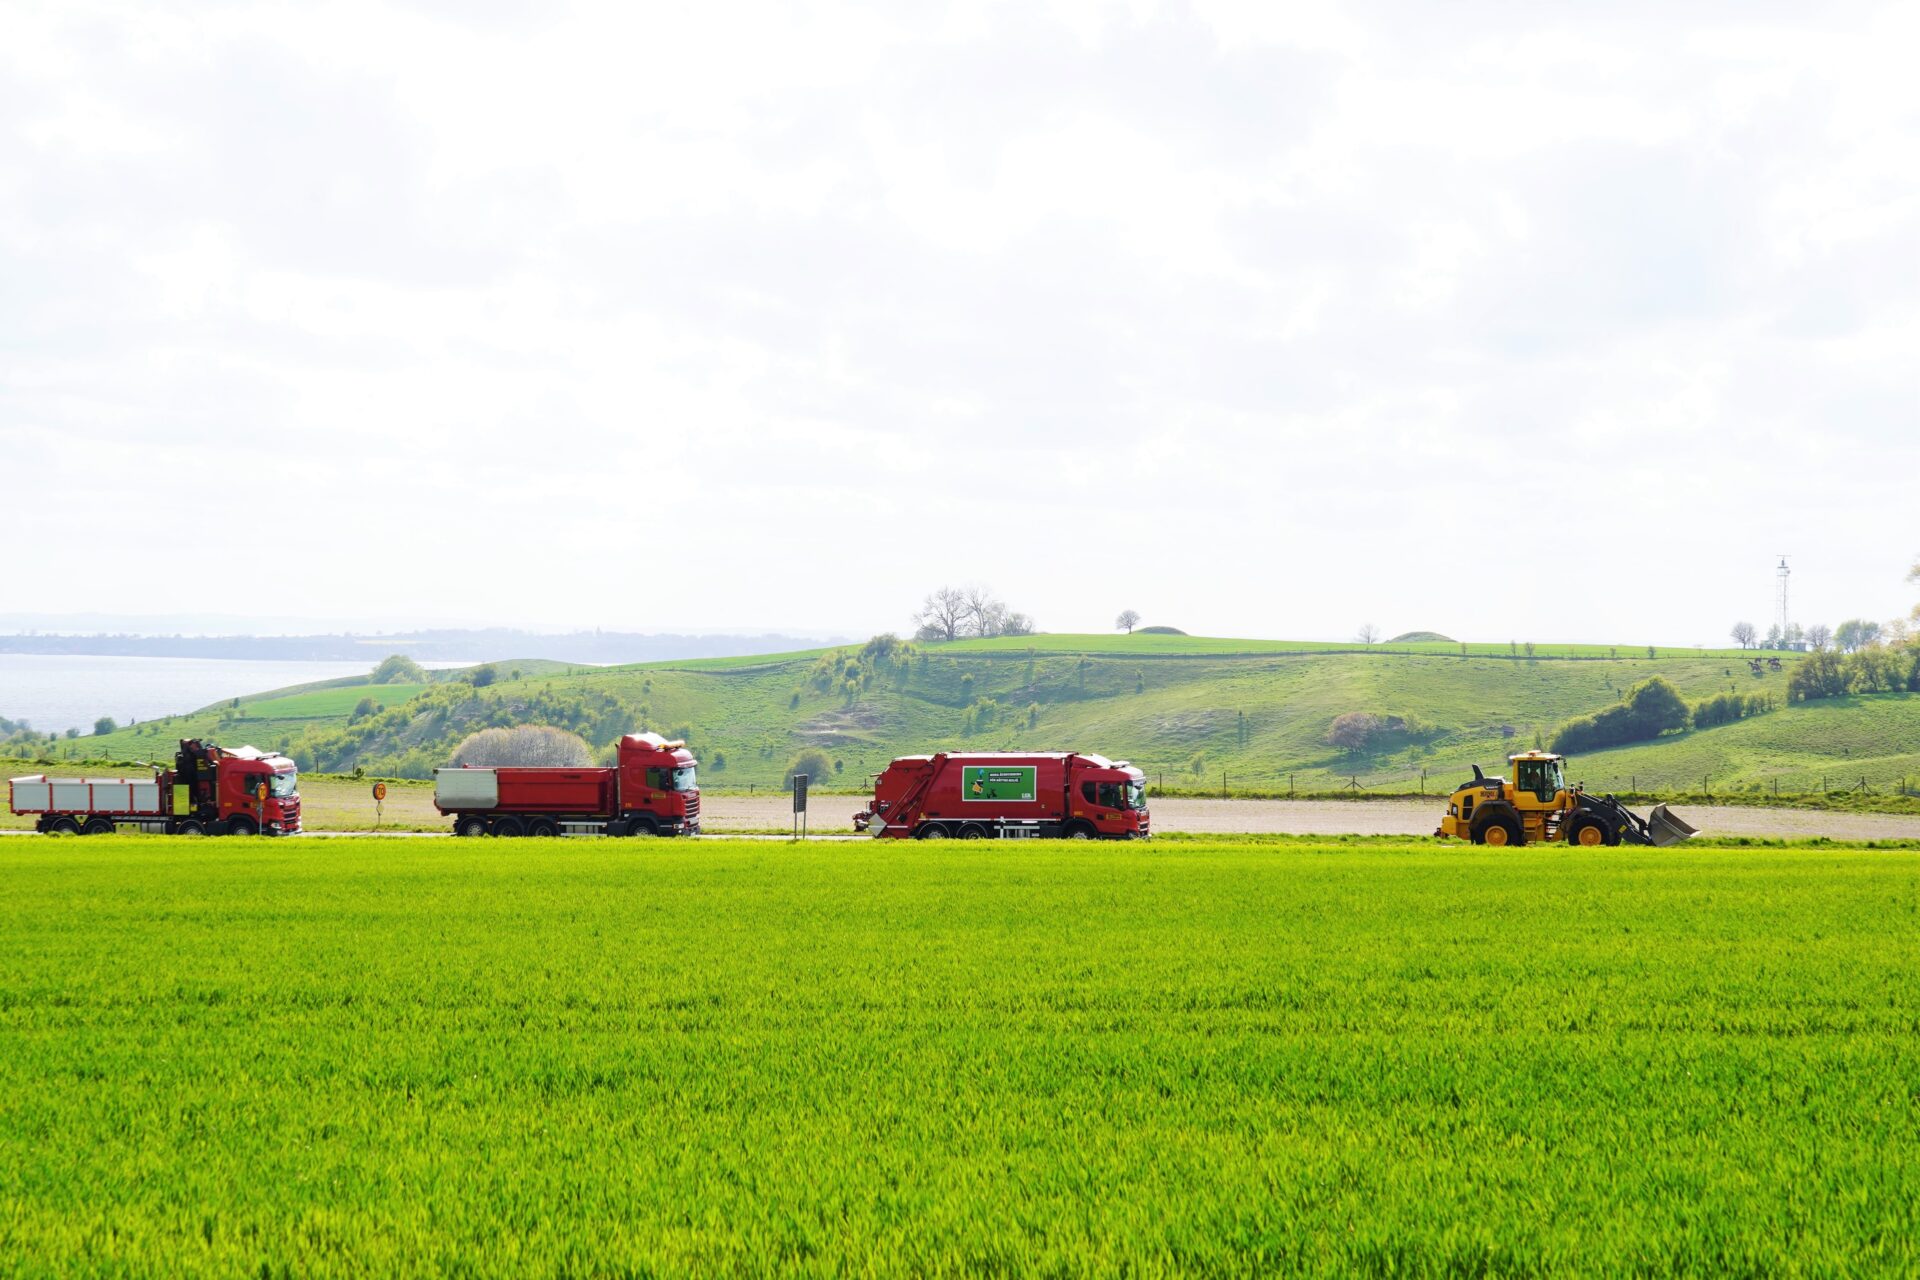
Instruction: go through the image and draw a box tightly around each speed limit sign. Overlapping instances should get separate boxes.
[372,782,388,801]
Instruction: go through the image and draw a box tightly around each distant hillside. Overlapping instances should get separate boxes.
[47,633,1920,798]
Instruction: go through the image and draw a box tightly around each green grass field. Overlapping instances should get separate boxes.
[0,836,1914,1275]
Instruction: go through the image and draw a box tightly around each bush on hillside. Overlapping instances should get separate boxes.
[783,748,832,791]
[1787,650,1849,702]
[450,725,591,767]
[1389,631,1455,643]
[1136,626,1186,635]
[1549,677,1690,754]
[1692,692,1768,730]
[369,654,427,685]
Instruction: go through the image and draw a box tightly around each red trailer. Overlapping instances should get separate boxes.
[8,739,301,836]
[853,751,1148,840]
[434,732,699,837]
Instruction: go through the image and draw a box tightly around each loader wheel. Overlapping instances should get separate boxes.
[1570,819,1610,847]
[1475,817,1521,847]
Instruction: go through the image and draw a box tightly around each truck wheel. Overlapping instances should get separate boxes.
[455,816,489,838]
[226,816,258,837]
[627,818,658,837]
[49,817,80,836]
[1473,816,1522,847]
[958,824,989,840]
[525,819,557,838]
[916,823,949,840]
[82,818,115,836]
[1064,823,1095,840]
[175,820,205,837]
[493,817,524,838]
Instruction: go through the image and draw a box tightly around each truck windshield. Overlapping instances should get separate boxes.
[670,765,696,792]
[268,771,298,798]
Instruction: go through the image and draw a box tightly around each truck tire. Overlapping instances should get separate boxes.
[525,818,557,838]
[1063,822,1095,840]
[226,816,258,837]
[48,817,79,835]
[455,816,489,838]
[82,818,115,836]
[1472,815,1522,847]
[627,818,658,837]
[916,823,949,840]
[493,817,524,838]
[958,823,989,840]
[175,820,205,837]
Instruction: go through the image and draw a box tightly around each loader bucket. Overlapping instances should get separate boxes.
[1645,804,1698,846]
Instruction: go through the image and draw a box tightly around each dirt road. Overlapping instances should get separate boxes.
[699,794,1920,841]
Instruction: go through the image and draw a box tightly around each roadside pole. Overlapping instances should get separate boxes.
[373,781,387,831]
[793,774,809,841]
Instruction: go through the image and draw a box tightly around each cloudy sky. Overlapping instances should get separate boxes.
[4,0,1915,645]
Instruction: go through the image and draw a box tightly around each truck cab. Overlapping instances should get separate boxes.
[173,740,301,835]
[1068,757,1151,839]
[614,732,700,835]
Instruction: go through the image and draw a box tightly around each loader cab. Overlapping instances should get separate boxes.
[1510,753,1567,805]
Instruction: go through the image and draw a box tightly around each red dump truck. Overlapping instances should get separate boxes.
[8,738,301,835]
[435,731,699,837]
[853,751,1148,840]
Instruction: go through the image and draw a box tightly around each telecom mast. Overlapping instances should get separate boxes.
[1775,556,1791,639]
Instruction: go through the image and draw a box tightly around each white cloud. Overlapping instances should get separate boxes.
[0,0,1913,644]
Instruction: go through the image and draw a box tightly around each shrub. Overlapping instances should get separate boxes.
[369,654,427,685]
[93,717,116,736]
[450,725,591,767]
[1788,650,1848,702]
[468,664,498,689]
[1692,692,1768,730]
[783,749,832,791]
[1550,678,1691,753]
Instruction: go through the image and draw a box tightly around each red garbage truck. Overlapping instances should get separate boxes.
[434,731,699,837]
[853,751,1148,840]
[8,738,301,836]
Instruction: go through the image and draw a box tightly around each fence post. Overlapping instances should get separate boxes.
[1222,772,1228,800]
[1289,773,1295,800]
[1704,774,1709,798]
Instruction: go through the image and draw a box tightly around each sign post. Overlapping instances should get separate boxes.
[255,782,267,831]
[372,781,387,830]
[792,773,809,841]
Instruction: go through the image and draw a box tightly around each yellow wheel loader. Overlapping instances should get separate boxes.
[1435,751,1697,847]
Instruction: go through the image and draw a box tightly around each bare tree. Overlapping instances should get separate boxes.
[913,587,970,643]
[1357,623,1380,646]
[1115,609,1142,634]
[963,585,1008,639]
[1730,621,1757,649]
[916,585,1034,640]
[1804,623,1832,651]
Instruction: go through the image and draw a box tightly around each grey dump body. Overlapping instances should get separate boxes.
[434,768,499,810]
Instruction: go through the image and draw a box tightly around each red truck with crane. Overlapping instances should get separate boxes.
[434,731,700,837]
[853,751,1149,840]
[8,738,301,836]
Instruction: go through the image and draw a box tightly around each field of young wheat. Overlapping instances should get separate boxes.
[1,836,1914,1275]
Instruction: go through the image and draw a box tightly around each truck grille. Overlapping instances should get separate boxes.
[684,794,700,818]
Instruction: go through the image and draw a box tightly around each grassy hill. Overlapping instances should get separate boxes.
[28,633,1918,800]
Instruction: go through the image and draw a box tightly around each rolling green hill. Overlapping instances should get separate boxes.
[33,633,1919,799]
